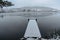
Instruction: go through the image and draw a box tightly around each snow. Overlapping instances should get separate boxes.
[24,20,41,38]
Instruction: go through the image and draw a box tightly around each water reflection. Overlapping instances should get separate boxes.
[0,13,60,39]
[0,16,28,39]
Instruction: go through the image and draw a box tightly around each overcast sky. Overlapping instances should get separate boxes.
[5,0,60,10]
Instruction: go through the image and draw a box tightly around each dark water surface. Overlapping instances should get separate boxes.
[0,13,60,40]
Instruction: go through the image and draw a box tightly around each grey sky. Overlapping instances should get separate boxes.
[5,0,60,10]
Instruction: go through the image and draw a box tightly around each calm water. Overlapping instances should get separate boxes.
[0,13,60,40]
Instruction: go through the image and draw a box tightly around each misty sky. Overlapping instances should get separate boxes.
[3,0,60,10]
